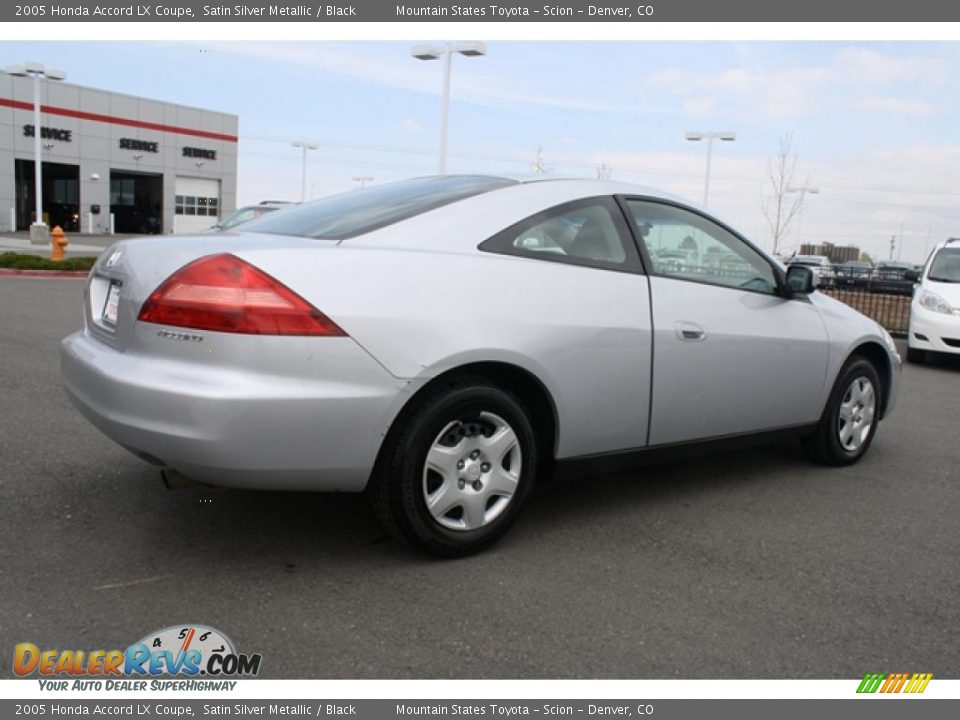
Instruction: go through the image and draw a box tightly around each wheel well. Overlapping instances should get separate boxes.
[387,362,559,464]
[850,342,892,418]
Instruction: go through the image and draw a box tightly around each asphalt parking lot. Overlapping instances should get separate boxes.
[1,275,958,679]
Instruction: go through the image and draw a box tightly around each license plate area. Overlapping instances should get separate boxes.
[101,281,121,327]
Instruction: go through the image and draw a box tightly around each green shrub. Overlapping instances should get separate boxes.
[0,253,97,271]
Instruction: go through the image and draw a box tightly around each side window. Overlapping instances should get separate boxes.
[480,197,640,272]
[624,199,778,294]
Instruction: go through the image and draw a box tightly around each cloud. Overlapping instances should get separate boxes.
[207,42,654,115]
[835,48,946,87]
[640,48,944,119]
[401,117,423,134]
[683,97,716,115]
[855,96,935,116]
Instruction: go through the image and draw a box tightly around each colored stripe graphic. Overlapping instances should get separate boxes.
[857,672,932,694]
[857,673,885,693]
[909,673,934,693]
[0,97,238,143]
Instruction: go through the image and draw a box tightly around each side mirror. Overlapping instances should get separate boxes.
[785,265,817,295]
[904,269,920,282]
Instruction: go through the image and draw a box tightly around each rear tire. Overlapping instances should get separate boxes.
[801,356,882,466]
[906,346,927,364]
[367,377,539,557]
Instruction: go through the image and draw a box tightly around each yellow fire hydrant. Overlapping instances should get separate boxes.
[50,226,68,262]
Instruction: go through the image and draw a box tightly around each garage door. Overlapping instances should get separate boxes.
[174,177,220,235]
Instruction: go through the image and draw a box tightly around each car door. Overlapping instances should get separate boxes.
[621,197,830,446]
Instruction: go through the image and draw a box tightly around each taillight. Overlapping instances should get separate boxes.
[138,253,346,336]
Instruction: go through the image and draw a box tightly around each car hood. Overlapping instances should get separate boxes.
[809,291,884,336]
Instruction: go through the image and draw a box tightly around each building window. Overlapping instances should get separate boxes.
[176,195,218,217]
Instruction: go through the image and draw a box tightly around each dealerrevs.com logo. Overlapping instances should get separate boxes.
[14,625,262,685]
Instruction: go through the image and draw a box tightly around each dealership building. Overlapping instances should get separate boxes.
[0,73,238,235]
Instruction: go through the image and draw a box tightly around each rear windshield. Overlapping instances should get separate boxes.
[241,175,517,240]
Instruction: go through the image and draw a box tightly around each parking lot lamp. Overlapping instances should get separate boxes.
[411,42,487,175]
[290,141,318,202]
[4,62,67,243]
[685,130,736,208]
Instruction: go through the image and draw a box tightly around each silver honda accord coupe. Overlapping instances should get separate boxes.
[61,176,901,556]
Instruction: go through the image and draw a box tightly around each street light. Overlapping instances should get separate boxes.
[786,184,819,245]
[4,61,67,243]
[290,141,318,202]
[684,130,736,208]
[411,41,487,175]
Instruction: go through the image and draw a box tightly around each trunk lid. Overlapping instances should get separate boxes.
[84,232,336,352]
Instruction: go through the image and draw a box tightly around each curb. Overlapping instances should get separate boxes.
[0,268,89,279]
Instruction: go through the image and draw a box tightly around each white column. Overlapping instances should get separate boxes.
[32,71,42,227]
[438,49,452,175]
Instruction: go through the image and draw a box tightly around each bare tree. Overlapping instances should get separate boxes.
[596,160,613,180]
[530,144,552,175]
[762,133,809,255]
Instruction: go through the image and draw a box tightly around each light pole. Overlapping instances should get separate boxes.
[411,42,487,175]
[786,184,819,246]
[352,176,374,189]
[684,130,736,208]
[4,62,67,243]
[290,141,318,202]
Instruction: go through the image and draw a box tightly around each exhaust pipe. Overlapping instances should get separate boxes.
[161,468,197,490]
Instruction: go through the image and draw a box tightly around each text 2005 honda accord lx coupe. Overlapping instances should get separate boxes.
[62,176,900,556]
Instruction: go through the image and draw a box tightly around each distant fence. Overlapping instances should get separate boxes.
[821,286,912,336]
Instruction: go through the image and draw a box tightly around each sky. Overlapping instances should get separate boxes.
[7,40,960,263]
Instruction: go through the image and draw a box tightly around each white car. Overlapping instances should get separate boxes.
[907,238,960,363]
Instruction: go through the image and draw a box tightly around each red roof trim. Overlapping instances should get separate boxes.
[0,97,238,143]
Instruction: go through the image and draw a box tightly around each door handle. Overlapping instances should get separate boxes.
[675,321,707,342]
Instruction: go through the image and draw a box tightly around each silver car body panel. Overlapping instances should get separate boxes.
[808,292,901,415]
[60,179,900,491]
[646,276,830,446]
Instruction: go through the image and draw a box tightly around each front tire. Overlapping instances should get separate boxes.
[906,346,927,364]
[367,378,539,557]
[801,356,882,466]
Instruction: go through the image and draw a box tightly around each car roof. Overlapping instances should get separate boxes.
[243,174,709,243]
[344,176,717,252]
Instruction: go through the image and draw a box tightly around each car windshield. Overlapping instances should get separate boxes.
[927,247,960,283]
[241,175,517,240]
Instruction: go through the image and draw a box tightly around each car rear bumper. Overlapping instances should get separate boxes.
[61,330,406,491]
[908,305,960,356]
